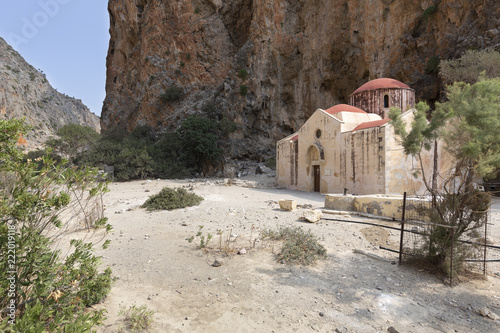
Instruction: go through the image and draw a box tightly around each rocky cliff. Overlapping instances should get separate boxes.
[0,37,100,151]
[102,0,500,159]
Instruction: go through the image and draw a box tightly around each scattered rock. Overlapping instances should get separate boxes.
[212,259,223,267]
[298,204,313,209]
[387,326,399,333]
[335,327,348,333]
[238,248,247,255]
[279,199,297,211]
[479,307,500,320]
[255,165,272,175]
[303,209,323,223]
[479,307,490,317]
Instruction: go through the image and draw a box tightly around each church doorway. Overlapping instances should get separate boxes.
[313,165,320,192]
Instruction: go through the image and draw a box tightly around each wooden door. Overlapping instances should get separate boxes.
[314,165,320,192]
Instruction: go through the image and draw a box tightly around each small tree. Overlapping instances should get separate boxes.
[0,119,112,331]
[160,86,183,103]
[46,123,100,162]
[389,78,500,274]
[177,115,222,173]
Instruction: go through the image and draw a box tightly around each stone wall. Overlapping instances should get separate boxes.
[325,194,430,220]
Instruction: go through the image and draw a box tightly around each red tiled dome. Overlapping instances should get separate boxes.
[324,104,366,115]
[351,78,410,95]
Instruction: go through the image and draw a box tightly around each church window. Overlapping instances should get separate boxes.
[384,95,389,108]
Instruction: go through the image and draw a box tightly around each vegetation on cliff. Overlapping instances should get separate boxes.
[72,112,233,181]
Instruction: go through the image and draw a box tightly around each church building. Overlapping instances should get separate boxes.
[276,78,438,195]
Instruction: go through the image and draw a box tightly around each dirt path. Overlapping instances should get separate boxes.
[94,177,500,333]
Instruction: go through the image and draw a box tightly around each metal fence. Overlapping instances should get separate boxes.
[397,192,494,285]
[323,191,499,286]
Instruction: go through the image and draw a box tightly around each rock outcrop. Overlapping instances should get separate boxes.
[0,37,100,150]
[102,0,500,159]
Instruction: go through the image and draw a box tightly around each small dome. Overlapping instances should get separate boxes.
[351,78,411,95]
[324,104,366,115]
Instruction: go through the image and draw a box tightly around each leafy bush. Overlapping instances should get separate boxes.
[238,68,248,81]
[202,102,221,121]
[177,115,223,172]
[160,86,183,103]
[240,84,248,96]
[265,157,276,170]
[422,5,438,21]
[119,304,155,332]
[76,126,188,181]
[141,187,203,211]
[439,49,500,85]
[76,114,227,179]
[261,226,327,265]
[219,117,237,136]
[0,119,112,331]
[425,56,440,74]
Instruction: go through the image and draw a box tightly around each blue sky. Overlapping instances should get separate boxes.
[0,0,109,116]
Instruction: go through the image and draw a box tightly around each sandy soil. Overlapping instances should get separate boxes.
[92,176,500,333]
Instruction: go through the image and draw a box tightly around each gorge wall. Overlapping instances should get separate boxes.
[102,0,500,159]
[0,37,100,150]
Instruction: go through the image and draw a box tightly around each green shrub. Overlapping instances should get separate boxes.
[202,102,221,120]
[142,187,203,211]
[75,126,190,181]
[119,304,155,332]
[439,49,500,85]
[160,86,183,103]
[261,226,327,265]
[0,119,112,331]
[265,157,276,170]
[240,84,248,96]
[422,5,438,21]
[177,115,222,172]
[426,56,440,74]
[220,117,237,136]
[238,68,248,81]
[187,225,213,249]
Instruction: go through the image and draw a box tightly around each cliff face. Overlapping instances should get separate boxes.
[0,37,100,150]
[102,0,500,159]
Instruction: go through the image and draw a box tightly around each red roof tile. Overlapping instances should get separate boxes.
[324,104,366,115]
[351,78,411,95]
[353,118,390,131]
[290,134,298,141]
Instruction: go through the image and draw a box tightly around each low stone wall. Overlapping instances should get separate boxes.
[325,194,429,220]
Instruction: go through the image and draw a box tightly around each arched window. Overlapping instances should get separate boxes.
[384,95,389,108]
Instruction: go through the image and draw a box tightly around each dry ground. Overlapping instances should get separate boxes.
[92,176,500,333]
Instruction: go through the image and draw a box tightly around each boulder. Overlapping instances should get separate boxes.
[303,209,323,223]
[279,199,297,211]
